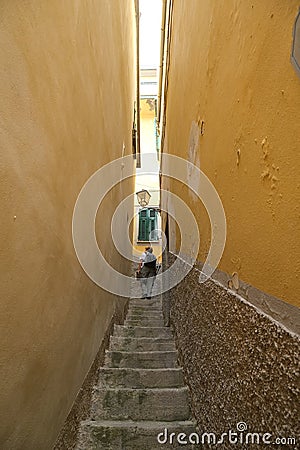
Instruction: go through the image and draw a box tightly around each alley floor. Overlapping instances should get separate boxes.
[74,273,196,449]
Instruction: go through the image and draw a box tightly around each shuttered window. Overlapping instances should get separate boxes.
[138,208,158,241]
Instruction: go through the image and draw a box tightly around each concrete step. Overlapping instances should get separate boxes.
[114,325,172,339]
[77,419,198,450]
[105,350,178,369]
[98,367,184,389]
[129,299,162,308]
[75,290,194,449]
[128,305,163,311]
[125,319,165,327]
[125,318,164,325]
[127,308,163,317]
[91,387,191,421]
[109,336,175,352]
[126,311,163,319]
[128,306,162,313]
[126,314,164,322]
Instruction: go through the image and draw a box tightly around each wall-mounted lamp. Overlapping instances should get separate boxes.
[136,189,151,207]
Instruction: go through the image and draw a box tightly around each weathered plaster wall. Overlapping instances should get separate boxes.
[0,1,136,449]
[161,0,300,306]
[164,253,299,449]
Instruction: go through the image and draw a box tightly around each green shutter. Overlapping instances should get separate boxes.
[138,209,148,241]
[138,208,159,241]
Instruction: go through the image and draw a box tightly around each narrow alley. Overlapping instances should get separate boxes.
[1,1,299,450]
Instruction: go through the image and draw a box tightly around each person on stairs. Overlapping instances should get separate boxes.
[137,246,157,299]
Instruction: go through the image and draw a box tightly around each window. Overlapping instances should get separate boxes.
[138,208,158,241]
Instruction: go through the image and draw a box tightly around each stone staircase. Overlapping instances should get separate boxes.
[76,297,197,449]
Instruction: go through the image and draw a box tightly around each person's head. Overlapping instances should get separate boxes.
[148,247,153,253]
[145,246,151,252]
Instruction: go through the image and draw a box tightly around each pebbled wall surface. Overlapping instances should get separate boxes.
[164,252,299,449]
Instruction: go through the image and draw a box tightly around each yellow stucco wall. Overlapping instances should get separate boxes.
[0,1,136,448]
[161,0,300,307]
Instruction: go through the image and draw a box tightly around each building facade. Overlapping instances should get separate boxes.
[134,69,162,262]
[159,0,300,441]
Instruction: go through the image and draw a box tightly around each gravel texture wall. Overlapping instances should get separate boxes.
[164,252,299,449]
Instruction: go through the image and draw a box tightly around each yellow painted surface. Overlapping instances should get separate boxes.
[0,1,136,448]
[161,0,300,306]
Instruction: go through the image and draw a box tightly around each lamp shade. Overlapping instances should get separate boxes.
[136,189,151,207]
